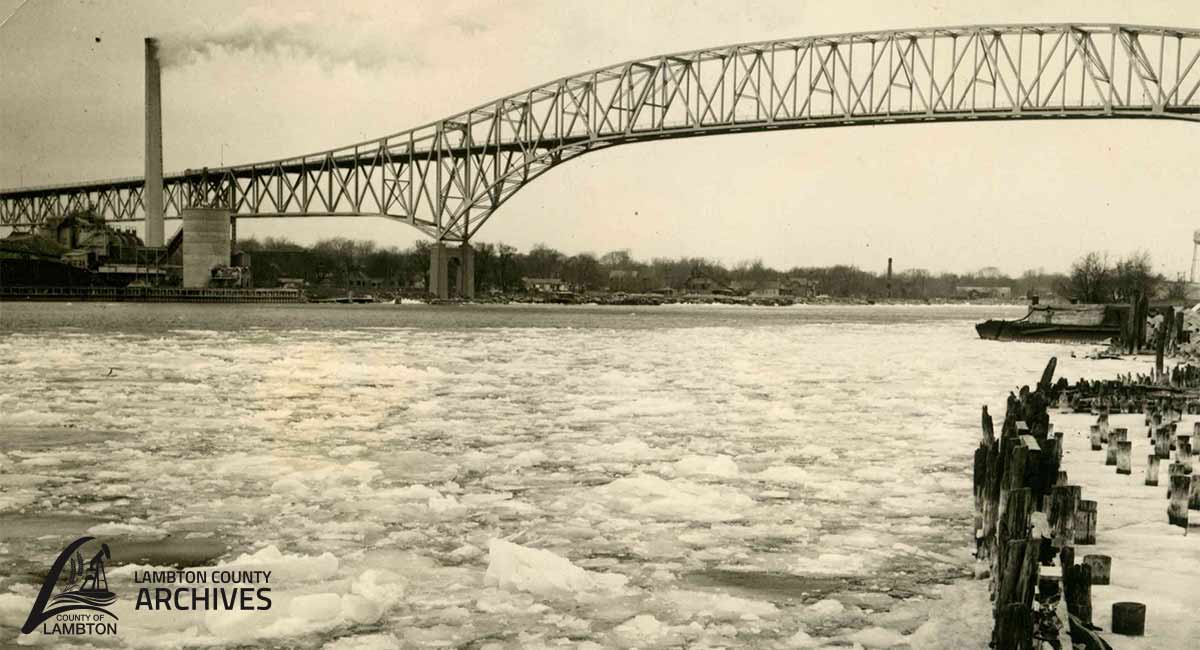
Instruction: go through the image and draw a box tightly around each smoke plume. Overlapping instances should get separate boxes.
[156,10,417,70]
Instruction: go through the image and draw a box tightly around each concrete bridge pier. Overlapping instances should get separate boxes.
[182,207,231,288]
[429,242,475,299]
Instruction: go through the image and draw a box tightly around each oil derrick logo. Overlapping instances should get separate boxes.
[21,536,119,635]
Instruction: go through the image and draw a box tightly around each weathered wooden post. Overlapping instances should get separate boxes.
[1112,602,1146,636]
[1063,563,1093,628]
[1082,555,1111,585]
[997,487,1033,586]
[1191,474,1200,511]
[1089,425,1102,451]
[995,534,1040,649]
[1116,440,1133,475]
[1178,436,1192,464]
[1105,429,1125,466]
[1098,414,1110,443]
[1168,462,1190,497]
[974,408,992,558]
[1048,485,1080,550]
[1155,324,1166,379]
[995,603,1032,650]
[1073,500,1097,545]
[1168,473,1191,528]
[1154,427,1171,459]
[1146,454,1161,486]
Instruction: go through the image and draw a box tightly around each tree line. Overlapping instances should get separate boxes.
[238,236,1183,301]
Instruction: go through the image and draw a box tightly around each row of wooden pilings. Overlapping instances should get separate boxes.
[1088,406,1200,530]
[974,357,1120,650]
[1062,362,1200,530]
[974,358,1200,647]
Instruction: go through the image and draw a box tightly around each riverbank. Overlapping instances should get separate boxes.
[0,285,301,303]
[1,284,1032,307]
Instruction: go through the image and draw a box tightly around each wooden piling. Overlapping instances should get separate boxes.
[1063,563,1093,628]
[1178,437,1192,464]
[998,488,1033,584]
[1048,485,1080,550]
[1155,323,1166,378]
[1106,429,1125,466]
[1154,428,1171,459]
[1168,474,1191,528]
[1146,454,1161,486]
[1168,462,1190,498]
[998,445,1030,532]
[995,603,1032,650]
[1191,474,1200,511]
[1089,425,1102,451]
[1111,602,1146,636]
[1116,440,1133,475]
[995,536,1040,650]
[1082,555,1111,585]
[1073,500,1097,545]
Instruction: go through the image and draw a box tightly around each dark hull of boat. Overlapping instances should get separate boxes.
[975,319,1119,343]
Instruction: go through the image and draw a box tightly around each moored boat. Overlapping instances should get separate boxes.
[976,303,1127,343]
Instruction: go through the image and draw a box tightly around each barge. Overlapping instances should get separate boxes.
[975,303,1127,343]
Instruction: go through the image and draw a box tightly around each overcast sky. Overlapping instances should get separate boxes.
[1,0,1198,276]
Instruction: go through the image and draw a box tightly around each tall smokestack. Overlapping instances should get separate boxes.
[887,257,893,298]
[144,37,164,247]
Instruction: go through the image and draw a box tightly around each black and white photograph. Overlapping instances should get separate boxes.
[1,1,1198,648]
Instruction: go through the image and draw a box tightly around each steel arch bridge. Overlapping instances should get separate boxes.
[3,22,1199,240]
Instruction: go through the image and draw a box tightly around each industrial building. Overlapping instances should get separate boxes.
[0,39,249,294]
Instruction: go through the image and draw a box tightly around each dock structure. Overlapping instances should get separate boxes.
[976,359,1200,649]
[0,286,301,303]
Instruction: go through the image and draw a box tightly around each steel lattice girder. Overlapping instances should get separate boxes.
[3,23,1199,238]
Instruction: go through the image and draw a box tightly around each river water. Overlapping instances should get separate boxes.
[0,302,1121,648]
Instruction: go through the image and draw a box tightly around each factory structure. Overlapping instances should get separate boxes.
[1,38,252,294]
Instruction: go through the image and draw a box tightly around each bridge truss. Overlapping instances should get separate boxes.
[3,23,1199,240]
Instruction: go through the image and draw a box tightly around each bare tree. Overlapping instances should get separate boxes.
[1061,252,1113,303]
[1112,250,1161,301]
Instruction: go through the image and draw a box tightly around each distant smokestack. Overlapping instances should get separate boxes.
[887,257,893,298]
[145,37,164,247]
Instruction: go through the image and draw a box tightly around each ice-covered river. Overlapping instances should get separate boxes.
[0,302,1122,648]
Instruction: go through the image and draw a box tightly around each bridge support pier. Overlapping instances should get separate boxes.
[182,208,231,288]
[429,242,475,299]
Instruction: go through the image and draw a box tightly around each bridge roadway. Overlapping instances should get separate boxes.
[2,22,1199,242]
